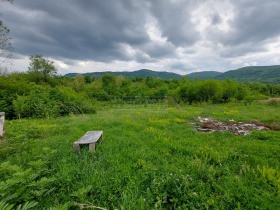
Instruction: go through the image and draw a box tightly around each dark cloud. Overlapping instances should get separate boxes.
[169,63,195,73]
[142,42,175,59]
[211,14,222,25]
[225,0,280,45]
[1,0,280,73]
[3,0,202,63]
[220,43,267,58]
[4,0,152,61]
[203,0,280,58]
[149,0,200,46]
[198,0,280,59]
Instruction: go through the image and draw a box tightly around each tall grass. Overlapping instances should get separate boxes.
[0,102,279,209]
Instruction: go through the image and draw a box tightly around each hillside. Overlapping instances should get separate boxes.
[65,65,280,84]
[215,65,280,84]
[66,69,182,80]
[65,69,221,80]
[187,71,222,80]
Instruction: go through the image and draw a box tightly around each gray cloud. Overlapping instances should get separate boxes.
[4,0,151,61]
[1,0,280,73]
[142,42,175,59]
[3,0,201,62]
[197,0,280,60]
[226,0,280,45]
[149,0,200,46]
[220,43,267,58]
[169,62,196,73]
[211,14,222,25]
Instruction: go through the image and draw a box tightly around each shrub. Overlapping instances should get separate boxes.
[13,85,96,119]
[13,85,60,118]
[52,86,96,115]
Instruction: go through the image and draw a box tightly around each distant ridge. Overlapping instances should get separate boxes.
[187,71,222,80]
[65,69,182,80]
[65,65,280,84]
[214,65,280,84]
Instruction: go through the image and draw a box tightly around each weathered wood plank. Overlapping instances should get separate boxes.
[73,131,103,152]
[0,112,4,138]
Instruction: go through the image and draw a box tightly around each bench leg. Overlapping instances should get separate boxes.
[73,143,80,152]
[89,143,96,151]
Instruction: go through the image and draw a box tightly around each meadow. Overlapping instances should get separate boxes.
[0,102,280,209]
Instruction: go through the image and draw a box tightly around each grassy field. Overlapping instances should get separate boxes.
[0,102,280,209]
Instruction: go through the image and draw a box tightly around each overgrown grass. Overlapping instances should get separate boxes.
[0,102,280,209]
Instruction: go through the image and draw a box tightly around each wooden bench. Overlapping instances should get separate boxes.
[0,112,4,139]
[73,131,103,152]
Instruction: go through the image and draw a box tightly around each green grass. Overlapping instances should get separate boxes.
[0,103,280,209]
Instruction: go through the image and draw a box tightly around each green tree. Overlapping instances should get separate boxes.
[180,81,200,104]
[13,85,60,118]
[73,74,85,91]
[102,74,117,96]
[199,80,220,102]
[0,74,31,119]
[221,80,238,103]
[235,84,249,101]
[28,55,57,83]
[84,75,92,84]
[85,78,110,101]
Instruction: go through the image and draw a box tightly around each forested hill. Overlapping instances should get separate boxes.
[66,69,182,80]
[65,65,280,84]
[187,71,222,80]
[214,65,280,84]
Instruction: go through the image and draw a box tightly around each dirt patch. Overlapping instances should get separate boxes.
[195,117,270,136]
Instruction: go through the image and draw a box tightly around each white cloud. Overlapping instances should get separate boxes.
[145,17,167,43]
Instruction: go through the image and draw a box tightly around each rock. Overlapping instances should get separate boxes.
[195,117,270,136]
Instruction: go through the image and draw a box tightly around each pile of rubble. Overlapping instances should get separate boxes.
[195,117,269,136]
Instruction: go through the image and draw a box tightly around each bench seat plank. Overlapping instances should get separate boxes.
[73,131,103,152]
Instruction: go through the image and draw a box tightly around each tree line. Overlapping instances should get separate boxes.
[1,55,280,119]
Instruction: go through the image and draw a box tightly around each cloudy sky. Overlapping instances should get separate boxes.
[2,0,280,75]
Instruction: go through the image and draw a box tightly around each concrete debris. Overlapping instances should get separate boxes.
[195,117,269,136]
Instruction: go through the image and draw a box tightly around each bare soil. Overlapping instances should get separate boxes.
[195,117,271,135]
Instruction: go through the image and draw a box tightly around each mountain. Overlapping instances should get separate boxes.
[65,65,280,84]
[65,69,182,80]
[214,65,280,84]
[187,71,222,80]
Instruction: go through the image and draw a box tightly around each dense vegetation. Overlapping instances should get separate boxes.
[215,65,280,84]
[66,69,182,80]
[0,103,280,209]
[186,71,222,80]
[66,65,280,84]
[1,56,280,120]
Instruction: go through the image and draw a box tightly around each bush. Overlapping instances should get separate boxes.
[13,85,60,118]
[53,86,96,115]
[13,85,96,119]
